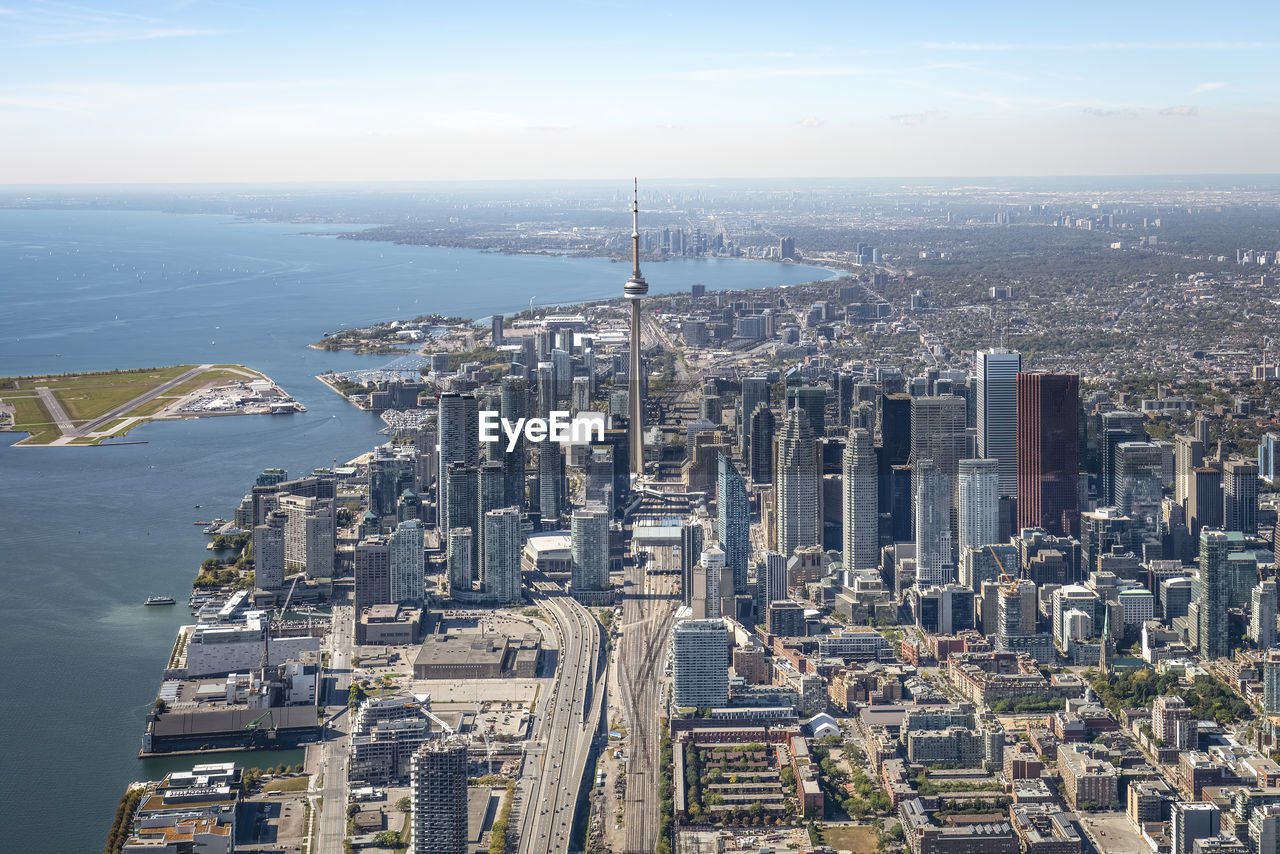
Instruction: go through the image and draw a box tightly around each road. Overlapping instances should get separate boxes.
[311,602,355,854]
[519,589,604,854]
[616,530,679,854]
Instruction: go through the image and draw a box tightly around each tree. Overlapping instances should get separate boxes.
[395,796,411,813]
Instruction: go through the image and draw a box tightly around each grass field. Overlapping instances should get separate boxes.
[822,824,879,852]
[0,364,267,445]
[262,775,311,794]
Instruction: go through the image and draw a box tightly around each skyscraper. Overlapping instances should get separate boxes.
[1199,528,1230,661]
[1252,579,1277,651]
[1113,442,1164,516]
[1175,435,1205,507]
[910,395,967,481]
[410,737,468,854]
[482,507,522,605]
[570,505,610,595]
[389,519,425,605]
[680,516,707,607]
[672,619,729,708]
[1224,458,1259,534]
[976,348,1021,497]
[787,385,827,435]
[624,179,647,477]
[278,493,336,580]
[1188,466,1224,538]
[755,550,788,624]
[1101,410,1147,507]
[717,453,750,595]
[775,405,819,557]
[748,402,776,484]
[252,510,287,593]
[444,463,478,570]
[914,458,952,587]
[477,461,506,568]
[436,392,478,523]
[537,439,564,524]
[958,458,1000,553]
[842,427,879,572]
[740,376,770,457]
[1016,373,1080,537]
[446,528,473,597]
[354,537,391,612]
[499,375,527,509]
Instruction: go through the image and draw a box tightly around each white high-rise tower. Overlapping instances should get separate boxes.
[976,348,1021,497]
[624,179,648,478]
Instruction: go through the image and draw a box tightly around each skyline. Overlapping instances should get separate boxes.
[2,1,1278,183]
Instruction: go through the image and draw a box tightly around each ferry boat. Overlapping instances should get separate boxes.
[144,595,176,606]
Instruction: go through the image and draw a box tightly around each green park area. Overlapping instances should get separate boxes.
[0,364,264,445]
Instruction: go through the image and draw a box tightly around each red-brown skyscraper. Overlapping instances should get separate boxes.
[1017,372,1080,537]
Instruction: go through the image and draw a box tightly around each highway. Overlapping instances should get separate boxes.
[616,529,680,854]
[518,589,604,854]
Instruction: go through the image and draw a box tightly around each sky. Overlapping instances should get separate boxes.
[1,0,1278,183]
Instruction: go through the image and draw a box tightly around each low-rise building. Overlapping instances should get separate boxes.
[899,797,1018,854]
[1057,744,1119,811]
[1008,804,1082,854]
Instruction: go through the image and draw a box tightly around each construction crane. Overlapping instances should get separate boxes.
[243,710,277,745]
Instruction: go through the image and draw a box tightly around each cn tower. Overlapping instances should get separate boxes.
[624,179,647,479]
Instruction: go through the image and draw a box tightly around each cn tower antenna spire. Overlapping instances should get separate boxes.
[631,177,642,281]
[624,178,648,480]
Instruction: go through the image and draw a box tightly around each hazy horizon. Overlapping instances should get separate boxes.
[2,1,1277,183]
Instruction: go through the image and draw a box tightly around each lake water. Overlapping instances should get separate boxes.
[0,208,833,851]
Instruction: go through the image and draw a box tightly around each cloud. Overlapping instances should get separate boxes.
[1083,107,1139,118]
[1190,81,1228,95]
[890,111,941,126]
[797,117,823,128]
[1159,105,1198,117]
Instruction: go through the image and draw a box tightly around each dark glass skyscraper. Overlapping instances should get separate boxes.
[717,453,750,595]
[1017,373,1080,537]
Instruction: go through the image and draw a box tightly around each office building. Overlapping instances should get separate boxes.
[1260,433,1280,485]
[680,516,707,608]
[1224,459,1259,534]
[958,458,1000,552]
[740,376,770,458]
[1017,373,1080,537]
[1189,467,1224,537]
[1114,442,1165,516]
[1175,434,1206,509]
[976,348,1021,496]
[369,444,419,519]
[482,507,522,605]
[389,519,425,605]
[748,402,776,484]
[410,737,468,854]
[910,395,968,482]
[843,427,879,571]
[570,505,610,595]
[1100,410,1146,499]
[787,385,827,434]
[717,453,750,594]
[1199,529,1231,660]
[914,459,952,587]
[756,550,788,622]
[776,405,819,557]
[672,619,729,708]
